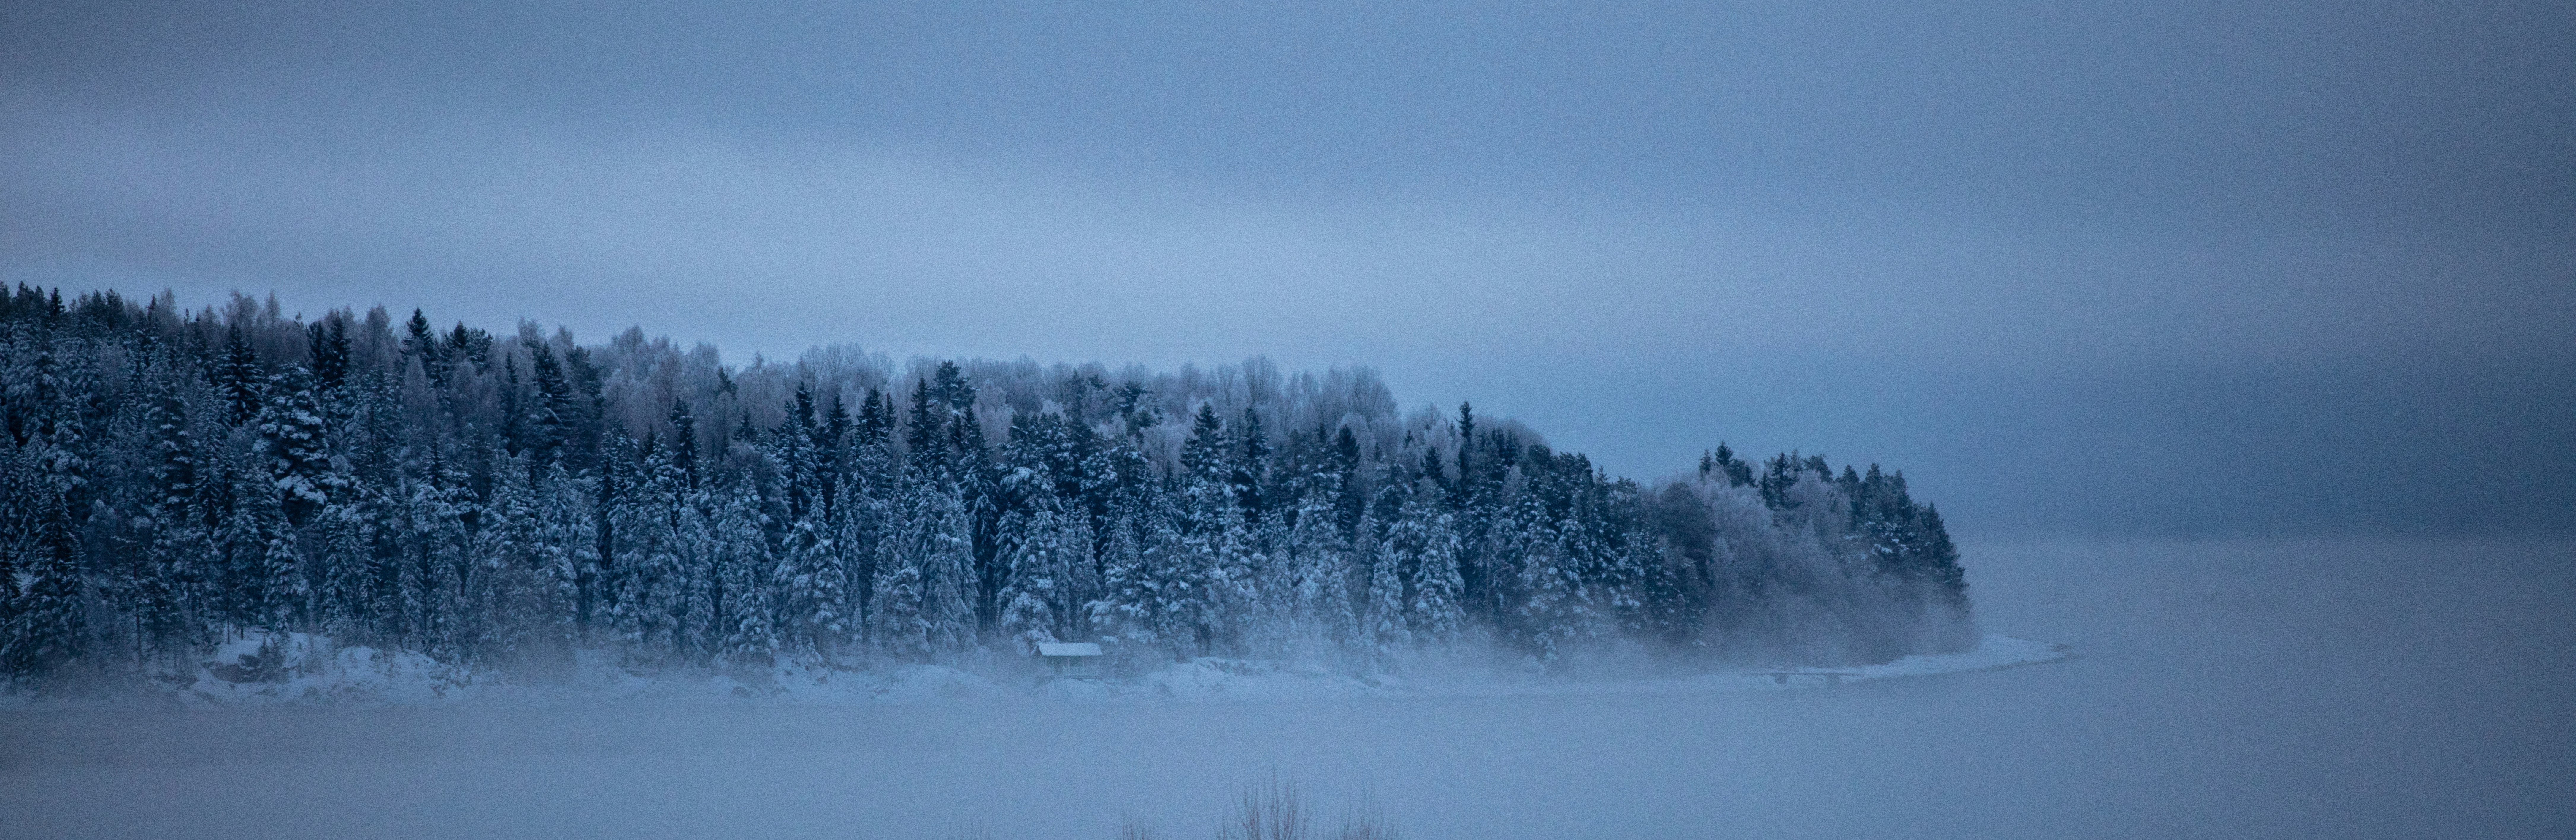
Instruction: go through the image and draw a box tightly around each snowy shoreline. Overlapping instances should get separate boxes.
[0,634,2068,710]
[1099,633,2072,703]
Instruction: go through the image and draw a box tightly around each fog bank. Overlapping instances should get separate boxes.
[4,537,2566,839]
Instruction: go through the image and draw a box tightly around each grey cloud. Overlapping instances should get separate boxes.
[1,1,2569,535]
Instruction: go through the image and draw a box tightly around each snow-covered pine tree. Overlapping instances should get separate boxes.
[225,451,305,635]
[524,342,574,465]
[131,364,201,660]
[994,503,1061,654]
[1086,493,1162,670]
[400,445,475,656]
[7,475,89,675]
[706,480,775,666]
[1352,488,1414,670]
[777,516,844,662]
[915,474,977,663]
[308,496,372,643]
[258,364,332,527]
[216,323,265,427]
[607,436,692,661]
[1395,497,1464,649]
[866,482,928,663]
[400,309,447,391]
[1283,485,1356,659]
[1512,507,1588,667]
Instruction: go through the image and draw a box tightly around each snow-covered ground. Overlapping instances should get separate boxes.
[1085,633,2069,703]
[1,633,2064,709]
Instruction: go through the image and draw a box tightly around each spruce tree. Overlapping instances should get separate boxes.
[1358,506,1410,668]
[668,400,699,489]
[904,378,943,473]
[1233,406,1269,517]
[1392,497,1464,648]
[527,342,574,464]
[996,501,1083,654]
[1284,486,1356,657]
[9,482,90,675]
[1085,497,1150,667]
[216,323,264,426]
[868,482,930,663]
[307,316,351,392]
[401,309,447,389]
[258,365,332,526]
[916,478,977,662]
[778,516,845,660]
[711,484,776,665]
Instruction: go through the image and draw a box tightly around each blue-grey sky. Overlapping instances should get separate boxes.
[3,1,2569,535]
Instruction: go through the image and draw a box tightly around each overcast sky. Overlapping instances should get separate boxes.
[3,1,2569,536]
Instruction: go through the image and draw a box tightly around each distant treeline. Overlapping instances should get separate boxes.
[0,286,1970,682]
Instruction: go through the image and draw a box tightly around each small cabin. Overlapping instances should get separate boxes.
[1037,642,1104,678]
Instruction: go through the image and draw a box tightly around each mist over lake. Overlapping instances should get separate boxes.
[6,537,2564,839]
[5,3,2570,838]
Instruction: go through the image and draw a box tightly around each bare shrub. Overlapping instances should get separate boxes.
[1106,773,1399,840]
[1215,771,1312,840]
[1119,813,1164,840]
[1333,784,1400,840]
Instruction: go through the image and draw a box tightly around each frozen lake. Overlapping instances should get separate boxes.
[4,538,2569,839]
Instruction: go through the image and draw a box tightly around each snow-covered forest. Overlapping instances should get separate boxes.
[0,287,1971,687]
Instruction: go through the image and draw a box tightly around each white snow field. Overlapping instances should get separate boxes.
[1,538,2568,840]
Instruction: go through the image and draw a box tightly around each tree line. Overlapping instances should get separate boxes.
[0,286,1971,683]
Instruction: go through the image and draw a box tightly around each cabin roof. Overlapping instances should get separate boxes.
[1036,642,1103,657]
